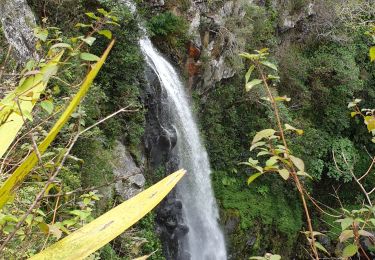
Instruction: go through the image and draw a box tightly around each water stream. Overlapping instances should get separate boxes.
[125,2,227,258]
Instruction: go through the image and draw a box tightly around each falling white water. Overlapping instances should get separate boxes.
[140,37,227,259]
[140,36,227,260]
[121,1,227,258]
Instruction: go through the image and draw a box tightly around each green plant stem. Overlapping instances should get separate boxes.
[257,62,319,260]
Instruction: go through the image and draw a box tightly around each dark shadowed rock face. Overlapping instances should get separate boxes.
[0,0,38,62]
[143,64,190,259]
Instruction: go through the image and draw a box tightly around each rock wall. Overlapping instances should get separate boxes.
[0,0,38,62]
[142,63,189,260]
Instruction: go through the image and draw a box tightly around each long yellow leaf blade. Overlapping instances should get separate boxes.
[0,52,63,159]
[29,169,186,260]
[0,40,115,209]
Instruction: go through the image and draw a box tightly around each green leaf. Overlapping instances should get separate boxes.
[268,74,280,81]
[252,129,276,144]
[289,155,305,172]
[315,241,329,255]
[81,37,96,46]
[284,124,303,135]
[339,230,354,242]
[358,229,374,237]
[342,244,358,257]
[247,172,263,185]
[50,43,72,50]
[297,171,312,179]
[63,219,77,228]
[42,64,59,83]
[97,8,109,16]
[48,224,62,239]
[98,30,112,39]
[266,156,278,167]
[40,100,54,114]
[338,217,353,231]
[370,46,375,62]
[269,255,281,260]
[245,65,255,83]
[351,111,359,117]
[274,95,290,102]
[80,52,100,62]
[250,141,266,151]
[278,169,290,180]
[257,151,270,157]
[70,210,91,220]
[75,23,92,28]
[22,110,33,122]
[260,60,278,71]
[85,12,100,20]
[246,79,262,92]
[0,41,115,209]
[34,27,48,42]
[365,116,375,132]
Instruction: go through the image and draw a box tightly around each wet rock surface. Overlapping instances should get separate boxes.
[143,62,188,259]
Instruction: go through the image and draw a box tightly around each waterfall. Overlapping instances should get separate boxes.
[140,38,227,260]
[122,1,227,258]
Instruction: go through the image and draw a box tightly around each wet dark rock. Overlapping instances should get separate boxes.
[143,61,187,259]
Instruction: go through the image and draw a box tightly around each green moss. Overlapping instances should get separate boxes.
[137,213,165,260]
[213,171,303,258]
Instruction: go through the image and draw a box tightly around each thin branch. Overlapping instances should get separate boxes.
[0,107,137,251]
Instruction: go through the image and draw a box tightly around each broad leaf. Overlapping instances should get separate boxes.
[0,40,115,209]
[245,65,255,83]
[339,230,354,242]
[40,100,54,114]
[250,141,266,151]
[315,241,329,255]
[252,129,276,144]
[0,52,63,159]
[342,244,358,257]
[30,170,185,260]
[370,46,375,62]
[278,169,290,180]
[337,217,353,231]
[289,155,305,172]
[80,52,100,61]
[260,60,277,71]
[98,30,112,40]
[358,230,374,237]
[248,172,263,185]
[81,37,96,46]
[246,79,262,92]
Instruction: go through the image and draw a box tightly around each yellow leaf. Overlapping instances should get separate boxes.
[0,40,115,209]
[365,116,375,132]
[0,51,63,159]
[29,170,185,260]
[278,169,290,180]
[289,155,305,172]
[252,129,276,144]
[370,46,375,62]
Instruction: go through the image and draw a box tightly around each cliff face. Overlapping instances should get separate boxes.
[0,0,38,62]
[144,0,315,93]
[142,0,319,258]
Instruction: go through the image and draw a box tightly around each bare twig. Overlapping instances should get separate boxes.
[0,107,137,251]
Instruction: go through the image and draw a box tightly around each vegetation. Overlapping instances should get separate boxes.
[2,0,375,259]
